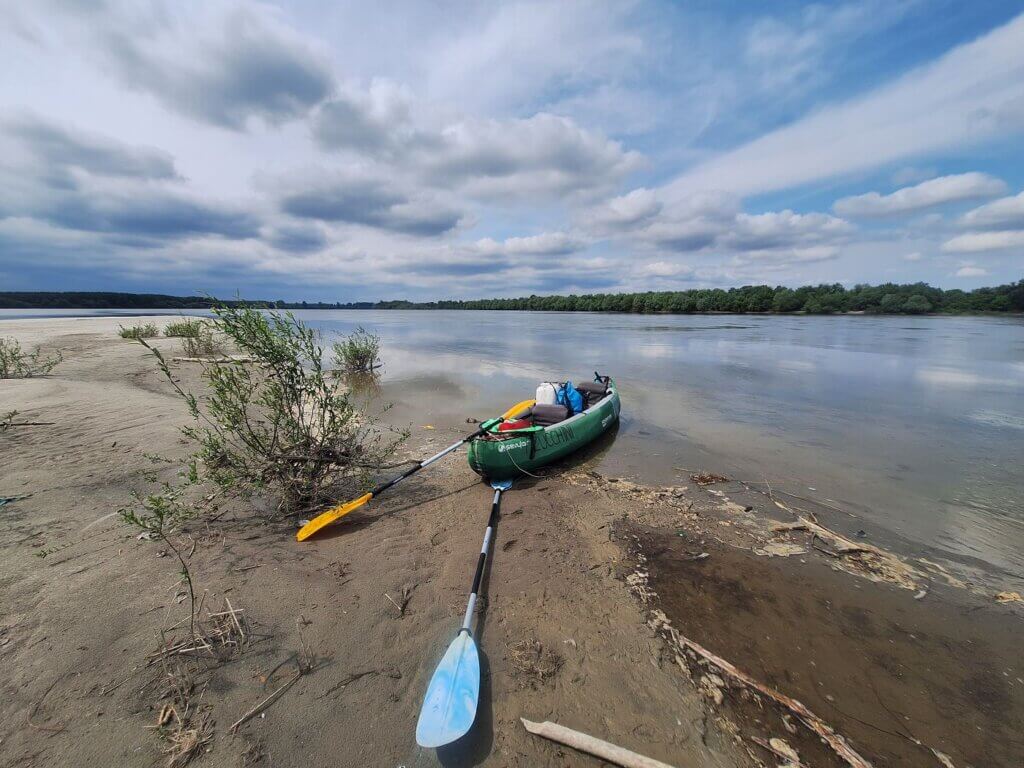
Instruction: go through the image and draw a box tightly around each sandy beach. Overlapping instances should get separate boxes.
[1,316,1021,768]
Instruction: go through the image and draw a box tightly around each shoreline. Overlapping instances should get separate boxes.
[1,317,1021,767]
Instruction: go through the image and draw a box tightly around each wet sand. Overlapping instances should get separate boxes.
[626,523,1023,767]
[1,316,1021,768]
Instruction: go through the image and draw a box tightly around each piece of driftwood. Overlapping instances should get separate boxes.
[171,356,254,363]
[229,670,301,732]
[751,735,808,767]
[668,631,873,768]
[521,719,678,768]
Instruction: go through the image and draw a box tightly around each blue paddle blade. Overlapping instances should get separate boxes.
[491,479,512,491]
[416,631,480,748]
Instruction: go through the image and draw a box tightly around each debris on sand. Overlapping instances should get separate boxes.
[153,663,213,768]
[770,514,921,590]
[148,599,250,664]
[691,472,729,486]
[755,542,807,558]
[626,561,874,768]
[751,735,805,767]
[995,590,1022,603]
[507,639,564,688]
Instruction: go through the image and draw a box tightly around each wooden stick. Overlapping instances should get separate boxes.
[171,356,254,363]
[521,719,678,768]
[665,630,873,768]
[224,597,245,643]
[229,670,301,733]
[751,735,809,768]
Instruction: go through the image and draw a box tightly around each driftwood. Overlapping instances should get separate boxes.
[229,670,301,732]
[772,518,867,554]
[751,735,808,767]
[665,628,873,768]
[171,356,254,364]
[521,718,678,768]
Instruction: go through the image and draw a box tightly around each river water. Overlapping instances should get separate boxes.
[301,310,1024,578]
[5,308,1023,576]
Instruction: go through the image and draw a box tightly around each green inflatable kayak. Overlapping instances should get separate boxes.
[467,377,620,480]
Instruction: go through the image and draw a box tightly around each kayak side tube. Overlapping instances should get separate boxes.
[467,379,620,480]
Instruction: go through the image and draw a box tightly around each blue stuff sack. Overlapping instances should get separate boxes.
[556,381,585,415]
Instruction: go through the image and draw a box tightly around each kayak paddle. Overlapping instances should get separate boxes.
[296,400,533,541]
[416,479,512,748]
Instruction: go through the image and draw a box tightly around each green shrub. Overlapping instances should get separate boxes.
[333,327,382,372]
[182,326,224,358]
[0,337,63,378]
[139,305,404,512]
[164,319,204,338]
[118,323,159,340]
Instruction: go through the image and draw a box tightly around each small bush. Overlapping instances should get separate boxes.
[119,323,159,340]
[182,327,224,358]
[140,305,404,512]
[0,337,63,378]
[164,319,204,338]
[333,327,381,372]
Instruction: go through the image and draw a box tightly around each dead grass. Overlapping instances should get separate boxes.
[148,598,250,665]
[691,472,729,486]
[152,663,213,768]
[507,639,563,688]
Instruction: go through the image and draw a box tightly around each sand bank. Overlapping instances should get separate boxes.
[1,317,1020,767]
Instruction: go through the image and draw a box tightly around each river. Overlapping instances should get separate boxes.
[4,308,1023,577]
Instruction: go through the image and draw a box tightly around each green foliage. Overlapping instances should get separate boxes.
[373,279,1024,315]
[182,326,224,358]
[119,323,159,339]
[902,294,933,314]
[333,327,382,372]
[164,319,205,338]
[0,337,63,378]
[139,304,403,512]
[120,483,198,635]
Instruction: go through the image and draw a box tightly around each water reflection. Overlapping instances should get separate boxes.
[4,308,1021,574]
[289,310,1024,575]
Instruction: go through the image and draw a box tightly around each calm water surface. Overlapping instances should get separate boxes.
[301,310,1024,576]
[6,308,1022,575]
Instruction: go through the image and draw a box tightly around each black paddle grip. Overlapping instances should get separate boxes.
[469,493,502,595]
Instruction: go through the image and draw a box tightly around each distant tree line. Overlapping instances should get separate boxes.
[372,280,1024,315]
[0,292,365,310]
[3,280,1021,314]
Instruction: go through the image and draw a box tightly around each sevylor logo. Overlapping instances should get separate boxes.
[497,440,530,453]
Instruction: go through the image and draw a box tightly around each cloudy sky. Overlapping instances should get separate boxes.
[1,0,1022,301]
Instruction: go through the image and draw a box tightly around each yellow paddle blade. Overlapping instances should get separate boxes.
[502,399,535,420]
[296,492,373,541]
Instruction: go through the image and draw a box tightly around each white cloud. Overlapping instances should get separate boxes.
[663,14,1024,199]
[726,210,851,250]
[942,231,1024,253]
[473,232,584,257]
[84,2,335,130]
[581,188,664,233]
[743,1,913,94]
[315,101,644,200]
[636,261,694,278]
[955,265,989,278]
[903,251,922,261]
[833,173,1006,217]
[959,190,1024,230]
[422,0,645,117]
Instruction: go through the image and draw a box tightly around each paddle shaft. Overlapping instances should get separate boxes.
[461,485,504,632]
[370,421,497,499]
